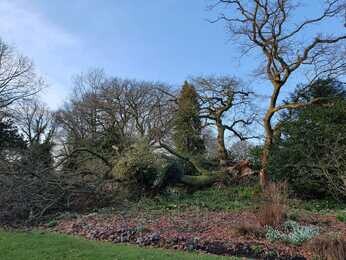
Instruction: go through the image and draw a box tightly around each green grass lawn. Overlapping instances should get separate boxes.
[0,230,235,260]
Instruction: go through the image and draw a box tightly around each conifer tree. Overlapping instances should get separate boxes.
[173,81,205,155]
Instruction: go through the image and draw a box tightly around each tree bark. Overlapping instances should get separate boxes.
[259,84,280,189]
[158,142,253,188]
[180,174,223,188]
[216,120,229,166]
[260,139,271,189]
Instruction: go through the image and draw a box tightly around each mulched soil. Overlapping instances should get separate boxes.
[52,209,346,259]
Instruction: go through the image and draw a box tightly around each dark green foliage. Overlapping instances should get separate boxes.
[290,198,346,213]
[21,141,55,173]
[269,79,346,199]
[111,140,208,198]
[154,159,186,187]
[289,79,346,104]
[270,103,346,197]
[0,118,26,150]
[112,140,167,197]
[109,138,232,199]
[0,120,70,224]
[336,213,346,222]
[248,145,262,172]
[137,185,260,211]
[173,81,205,156]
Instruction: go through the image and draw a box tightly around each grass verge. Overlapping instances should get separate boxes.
[0,230,235,260]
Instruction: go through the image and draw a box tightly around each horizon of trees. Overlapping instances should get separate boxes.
[0,0,345,224]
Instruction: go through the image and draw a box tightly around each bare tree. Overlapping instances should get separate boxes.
[0,38,40,110]
[210,0,346,187]
[56,70,175,177]
[192,76,257,165]
[0,100,64,224]
[230,140,254,161]
[15,100,56,146]
[97,78,174,145]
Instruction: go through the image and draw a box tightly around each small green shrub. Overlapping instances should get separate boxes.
[336,212,346,222]
[46,220,58,228]
[266,220,319,245]
[292,199,346,214]
[250,244,263,255]
[287,210,300,221]
[266,227,283,242]
[113,141,158,180]
[112,140,165,196]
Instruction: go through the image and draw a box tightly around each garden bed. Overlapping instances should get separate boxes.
[52,209,346,259]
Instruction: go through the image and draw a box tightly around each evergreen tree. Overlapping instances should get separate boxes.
[0,119,26,150]
[173,81,205,155]
[269,79,346,199]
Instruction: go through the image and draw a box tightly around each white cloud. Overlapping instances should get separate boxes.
[0,0,81,109]
[0,0,78,52]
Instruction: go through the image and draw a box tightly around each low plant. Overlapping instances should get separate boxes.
[266,220,319,245]
[287,211,300,222]
[112,140,165,197]
[295,199,346,213]
[336,212,346,223]
[136,185,258,212]
[234,223,265,238]
[308,232,346,260]
[46,220,58,228]
[250,244,263,255]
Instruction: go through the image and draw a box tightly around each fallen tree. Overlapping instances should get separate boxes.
[157,141,254,188]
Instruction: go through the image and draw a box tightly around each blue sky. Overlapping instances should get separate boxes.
[0,0,344,109]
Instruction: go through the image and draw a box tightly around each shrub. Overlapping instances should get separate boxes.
[113,141,157,179]
[336,212,346,223]
[112,140,168,197]
[234,223,265,238]
[257,182,288,227]
[266,220,319,245]
[287,210,300,222]
[308,232,346,260]
[294,199,346,214]
[46,220,58,228]
[248,145,262,172]
[0,148,69,225]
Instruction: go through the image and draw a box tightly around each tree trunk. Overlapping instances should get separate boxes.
[180,174,223,188]
[216,121,228,166]
[259,81,282,189]
[260,142,270,188]
[158,142,254,188]
[260,109,275,189]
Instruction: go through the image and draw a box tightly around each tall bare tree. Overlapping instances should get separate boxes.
[56,70,175,176]
[15,100,56,146]
[0,38,40,110]
[210,0,346,187]
[192,76,257,165]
